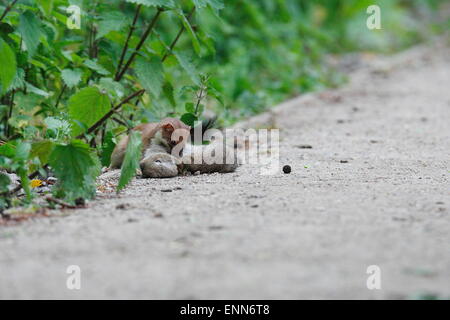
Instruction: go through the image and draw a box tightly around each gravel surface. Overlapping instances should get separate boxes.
[0,41,449,299]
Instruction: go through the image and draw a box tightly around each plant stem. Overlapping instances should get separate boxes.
[112,117,128,128]
[161,7,196,62]
[194,87,204,115]
[0,0,18,22]
[54,84,67,109]
[115,8,163,81]
[115,4,142,80]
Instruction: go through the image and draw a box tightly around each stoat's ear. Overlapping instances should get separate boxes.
[161,122,175,133]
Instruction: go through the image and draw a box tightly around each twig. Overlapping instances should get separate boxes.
[0,0,18,22]
[115,4,142,80]
[112,117,128,127]
[161,7,196,62]
[115,7,163,81]
[45,196,78,209]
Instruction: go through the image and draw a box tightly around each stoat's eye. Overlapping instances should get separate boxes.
[155,160,162,164]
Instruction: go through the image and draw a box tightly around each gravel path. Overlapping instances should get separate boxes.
[1,41,449,299]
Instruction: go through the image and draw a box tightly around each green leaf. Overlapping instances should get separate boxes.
[31,140,55,165]
[68,87,111,136]
[36,0,54,15]
[18,11,42,58]
[0,38,17,94]
[49,140,100,201]
[100,131,116,167]
[97,11,128,39]
[8,68,25,92]
[15,141,31,161]
[135,56,164,97]
[193,0,224,12]
[61,69,83,88]
[84,59,111,75]
[173,50,200,85]
[196,103,204,116]
[17,167,31,201]
[176,9,201,56]
[180,113,198,127]
[25,82,50,97]
[0,173,10,193]
[206,0,224,12]
[98,78,125,99]
[0,141,16,158]
[125,0,174,8]
[117,131,142,192]
[162,81,176,108]
[44,117,71,138]
[185,102,195,113]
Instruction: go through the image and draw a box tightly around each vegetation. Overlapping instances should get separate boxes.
[0,0,445,209]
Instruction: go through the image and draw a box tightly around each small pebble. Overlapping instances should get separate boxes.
[297,144,313,149]
[283,165,291,174]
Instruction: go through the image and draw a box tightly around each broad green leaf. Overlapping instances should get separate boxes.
[8,68,25,92]
[185,102,195,113]
[180,113,198,127]
[125,0,174,8]
[0,173,11,193]
[49,140,100,201]
[0,141,16,158]
[44,117,70,132]
[176,9,201,56]
[196,103,204,116]
[98,78,125,99]
[17,167,31,201]
[61,69,82,88]
[36,0,54,15]
[206,0,224,12]
[0,38,16,94]
[193,0,224,12]
[84,59,111,75]
[68,87,111,136]
[31,140,55,165]
[100,131,116,167]
[135,57,164,97]
[18,11,42,58]
[117,131,142,192]
[207,86,224,106]
[173,50,200,85]
[162,81,176,108]
[25,82,50,97]
[0,22,14,34]
[15,141,31,161]
[97,12,128,39]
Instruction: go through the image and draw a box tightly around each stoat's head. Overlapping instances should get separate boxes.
[140,153,179,178]
[159,118,191,149]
